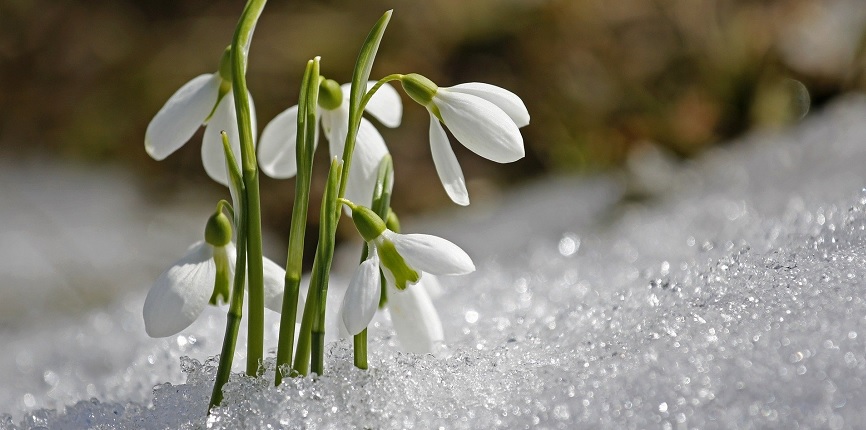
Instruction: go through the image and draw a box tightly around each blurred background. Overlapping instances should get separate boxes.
[2,0,866,252]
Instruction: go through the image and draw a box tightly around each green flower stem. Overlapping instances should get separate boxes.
[311,158,342,375]
[291,253,319,376]
[230,0,267,376]
[210,208,247,409]
[210,133,248,410]
[353,329,368,369]
[275,57,320,385]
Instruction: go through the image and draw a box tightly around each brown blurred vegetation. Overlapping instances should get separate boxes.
[2,0,866,228]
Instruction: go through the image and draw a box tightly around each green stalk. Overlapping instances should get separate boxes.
[353,330,368,369]
[210,132,248,410]
[275,57,320,385]
[230,0,267,376]
[292,254,319,376]
[311,158,342,375]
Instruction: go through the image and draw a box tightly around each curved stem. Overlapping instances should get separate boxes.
[360,74,404,111]
[230,0,267,377]
[209,192,248,410]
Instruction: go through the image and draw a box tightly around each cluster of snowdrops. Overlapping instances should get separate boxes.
[140,4,528,411]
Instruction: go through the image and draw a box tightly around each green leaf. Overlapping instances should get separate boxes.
[349,10,393,119]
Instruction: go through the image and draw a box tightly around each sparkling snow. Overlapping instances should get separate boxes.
[4,95,866,428]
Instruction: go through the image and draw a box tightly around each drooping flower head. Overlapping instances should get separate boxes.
[400,73,529,206]
[142,209,289,338]
[257,79,401,207]
[338,201,474,337]
[145,46,257,186]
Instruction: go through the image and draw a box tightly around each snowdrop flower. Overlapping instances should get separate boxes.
[338,202,474,336]
[145,46,256,186]
[400,74,529,206]
[142,211,290,338]
[258,79,401,207]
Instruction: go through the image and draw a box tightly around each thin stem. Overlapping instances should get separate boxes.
[360,74,404,111]
[276,58,320,385]
[311,158,342,375]
[292,255,320,376]
[210,194,248,410]
[230,0,267,377]
[353,329,368,369]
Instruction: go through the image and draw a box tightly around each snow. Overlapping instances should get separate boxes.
[4,94,866,428]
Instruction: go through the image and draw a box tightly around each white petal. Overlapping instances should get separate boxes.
[434,91,524,163]
[145,74,221,160]
[202,92,257,186]
[342,82,402,128]
[429,115,469,206]
[447,83,529,127]
[420,273,444,299]
[322,105,349,162]
[258,105,300,178]
[344,117,390,208]
[202,94,241,186]
[387,280,444,354]
[384,231,475,275]
[142,242,216,337]
[340,252,382,336]
[262,254,291,314]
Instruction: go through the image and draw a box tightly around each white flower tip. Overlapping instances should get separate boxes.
[144,138,164,161]
[446,187,470,206]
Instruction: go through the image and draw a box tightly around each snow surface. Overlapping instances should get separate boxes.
[5,95,866,428]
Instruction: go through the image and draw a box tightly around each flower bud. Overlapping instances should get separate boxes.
[350,204,387,243]
[318,78,343,111]
[204,211,233,247]
[401,73,438,106]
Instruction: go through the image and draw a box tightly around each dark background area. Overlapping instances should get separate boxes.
[2,0,865,242]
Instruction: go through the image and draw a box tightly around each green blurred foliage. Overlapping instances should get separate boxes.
[2,0,866,221]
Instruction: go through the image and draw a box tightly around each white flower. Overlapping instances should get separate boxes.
[339,210,474,337]
[258,81,401,207]
[142,241,293,338]
[144,72,257,186]
[402,75,529,206]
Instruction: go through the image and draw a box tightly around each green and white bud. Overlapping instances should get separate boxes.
[204,211,233,247]
[401,73,438,107]
[318,78,343,111]
[348,203,387,243]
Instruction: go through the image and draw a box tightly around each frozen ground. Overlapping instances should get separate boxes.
[4,95,866,428]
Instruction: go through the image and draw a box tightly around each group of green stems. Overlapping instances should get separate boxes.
[207,2,395,409]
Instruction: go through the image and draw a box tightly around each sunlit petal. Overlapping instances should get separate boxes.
[383,231,475,275]
[143,242,216,337]
[429,115,469,206]
[387,280,444,354]
[259,105,300,178]
[448,82,529,127]
[434,91,524,163]
[202,94,241,186]
[344,117,390,208]
[202,92,257,186]
[145,74,221,160]
[340,251,382,335]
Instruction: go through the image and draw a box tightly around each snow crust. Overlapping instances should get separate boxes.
[5,95,866,428]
